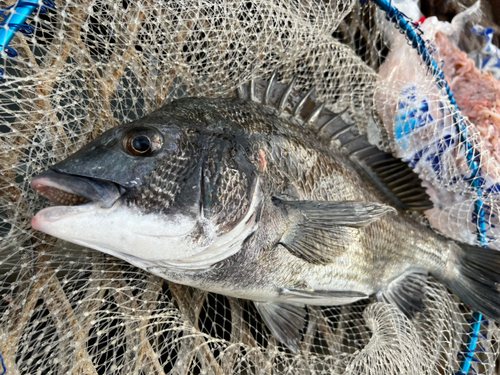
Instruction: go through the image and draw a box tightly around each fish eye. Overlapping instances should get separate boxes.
[123,129,162,156]
[132,135,151,153]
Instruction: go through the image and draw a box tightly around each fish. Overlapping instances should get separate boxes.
[31,74,500,353]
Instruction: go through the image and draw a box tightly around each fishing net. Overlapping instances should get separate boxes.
[1,0,499,374]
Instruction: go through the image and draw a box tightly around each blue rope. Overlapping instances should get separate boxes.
[367,0,486,244]
[363,0,488,373]
[0,0,55,80]
[0,353,5,375]
[456,312,484,375]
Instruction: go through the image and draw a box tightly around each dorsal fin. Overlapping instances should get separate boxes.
[235,75,433,212]
[323,119,433,212]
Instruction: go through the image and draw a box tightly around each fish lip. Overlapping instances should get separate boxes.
[31,169,124,208]
[33,202,101,224]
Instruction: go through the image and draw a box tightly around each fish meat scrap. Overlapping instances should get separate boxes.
[31,74,500,353]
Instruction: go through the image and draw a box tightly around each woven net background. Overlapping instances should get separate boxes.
[1,0,500,374]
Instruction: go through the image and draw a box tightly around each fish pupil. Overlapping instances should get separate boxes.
[132,135,151,153]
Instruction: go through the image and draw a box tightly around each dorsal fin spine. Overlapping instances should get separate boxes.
[350,145,376,156]
[384,169,414,181]
[250,78,256,102]
[352,147,379,159]
[387,175,416,188]
[305,103,325,125]
[329,125,354,140]
[391,183,416,193]
[368,159,397,168]
[375,164,408,175]
[293,86,315,117]
[317,111,343,132]
[339,138,366,153]
[237,84,245,99]
[264,70,278,105]
[278,77,297,112]
[397,191,425,198]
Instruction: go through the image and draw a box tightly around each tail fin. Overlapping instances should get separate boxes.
[446,243,500,320]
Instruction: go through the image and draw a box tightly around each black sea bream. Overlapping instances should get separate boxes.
[31,75,500,352]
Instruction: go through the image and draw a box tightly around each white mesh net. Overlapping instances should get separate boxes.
[1,0,500,374]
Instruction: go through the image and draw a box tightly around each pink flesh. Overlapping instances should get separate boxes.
[32,178,89,206]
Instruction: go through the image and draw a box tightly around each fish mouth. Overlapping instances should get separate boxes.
[31,169,124,209]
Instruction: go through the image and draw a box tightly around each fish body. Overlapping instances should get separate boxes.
[32,77,500,352]
[133,98,442,302]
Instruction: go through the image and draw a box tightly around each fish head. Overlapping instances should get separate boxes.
[32,104,262,270]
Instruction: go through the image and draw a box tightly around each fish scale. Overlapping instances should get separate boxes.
[31,74,500,354]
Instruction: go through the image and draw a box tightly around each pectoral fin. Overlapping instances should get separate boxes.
[274,199,396,264]
[253,301,306,354]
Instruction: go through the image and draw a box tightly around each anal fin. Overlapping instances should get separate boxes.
[253,301,306,354]
[377,271,428,317]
